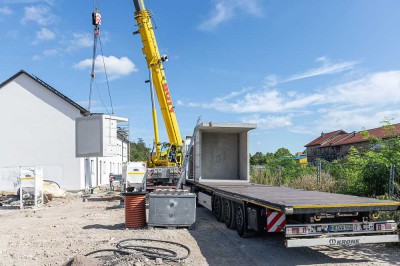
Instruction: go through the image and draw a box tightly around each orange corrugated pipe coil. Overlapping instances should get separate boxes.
[124,193,147,228]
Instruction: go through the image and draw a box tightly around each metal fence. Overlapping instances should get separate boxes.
[390,166,400,197]
[251,162,400,198]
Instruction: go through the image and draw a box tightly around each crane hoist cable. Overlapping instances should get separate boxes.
[88,6,114,115]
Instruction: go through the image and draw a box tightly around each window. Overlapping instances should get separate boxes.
[90,160,94,174]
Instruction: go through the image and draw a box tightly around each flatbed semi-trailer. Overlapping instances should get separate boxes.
[186,180,400,247]
[182,122,400,248]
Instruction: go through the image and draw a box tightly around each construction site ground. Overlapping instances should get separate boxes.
[0,193,399,266]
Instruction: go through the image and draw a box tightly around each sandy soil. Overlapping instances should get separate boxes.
[0,193,399,266]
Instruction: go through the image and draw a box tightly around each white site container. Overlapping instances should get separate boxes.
[123,161,147,192]
[75,114,128,157]
[19,167,43,209]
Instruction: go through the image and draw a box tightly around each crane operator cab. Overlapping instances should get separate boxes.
[150,143,182,167]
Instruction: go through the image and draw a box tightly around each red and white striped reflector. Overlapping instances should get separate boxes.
[266,211,286,232]
[147,170,154,177]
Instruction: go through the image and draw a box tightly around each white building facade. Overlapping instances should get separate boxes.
[0,70,129,191]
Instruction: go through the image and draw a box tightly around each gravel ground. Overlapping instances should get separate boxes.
[0,193,399,266]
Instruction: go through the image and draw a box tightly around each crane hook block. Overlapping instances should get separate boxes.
[92,12,102,26]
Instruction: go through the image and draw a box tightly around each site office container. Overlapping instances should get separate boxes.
[185,122,400,248]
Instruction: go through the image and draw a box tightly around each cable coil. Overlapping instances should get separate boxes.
[85,238,191,262]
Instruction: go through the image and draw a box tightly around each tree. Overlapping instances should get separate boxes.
[130,138,150,162]
[117,127,129,139]
[274,148,292,159]
[250,152,266,165]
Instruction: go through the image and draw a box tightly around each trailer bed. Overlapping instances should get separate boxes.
[188,181,400,214]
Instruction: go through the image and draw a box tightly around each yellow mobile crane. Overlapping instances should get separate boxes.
[132,0,183,187]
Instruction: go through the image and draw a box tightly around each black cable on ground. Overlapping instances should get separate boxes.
[85,249,132,256]
[84,238,191,262]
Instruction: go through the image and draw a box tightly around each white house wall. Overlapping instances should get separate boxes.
[0,73,128,191]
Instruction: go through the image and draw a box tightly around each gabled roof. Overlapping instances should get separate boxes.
[331,123,400,146]
[0,70,90,116]
[305,130,347,147]
[319,131,355,147]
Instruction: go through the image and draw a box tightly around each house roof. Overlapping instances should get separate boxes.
[319,131,355,147]
[304,130,347,147]
[0,70,90,116]
[331,123,400,146]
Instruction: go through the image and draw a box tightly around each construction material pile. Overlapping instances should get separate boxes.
[44,181,66,202]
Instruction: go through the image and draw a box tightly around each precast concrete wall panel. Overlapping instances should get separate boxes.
[194,122,256,182]
[201,132,239,180]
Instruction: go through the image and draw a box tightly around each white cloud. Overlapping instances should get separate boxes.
[21,6,55,26]
[326,71,400,106]
[62,32,109,52]
[71,32,92,48]
[187,88,323,113]
[43,48,58,56]
[33,27,55,43]
[186,68,400,115]
[266,57,358,86]
[241,114,292,129]
[312,108,400,134]
[199,0,262,31]
[184,67,400,131]
[32,55,41,61]
[217,87,253,101]
[74,55,138,80]
[0,6,12,15]
[283,57,357,83]
[6,30,18,39]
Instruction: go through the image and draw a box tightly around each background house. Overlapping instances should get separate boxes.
[305,124,400,162]
[0,70,129,191]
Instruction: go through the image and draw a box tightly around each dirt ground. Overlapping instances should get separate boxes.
[0,193,399,266]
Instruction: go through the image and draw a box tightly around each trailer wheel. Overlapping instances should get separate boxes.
[223,199,236,229]
[213,196,223,222]
[236,204,246,236]
[235,204,254,237]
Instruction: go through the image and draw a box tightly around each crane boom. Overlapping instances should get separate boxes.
[132,0,183,152]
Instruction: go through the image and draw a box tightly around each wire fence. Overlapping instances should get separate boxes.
[251,162,400,198]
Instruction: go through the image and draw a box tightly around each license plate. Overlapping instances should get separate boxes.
[328,224,353,232]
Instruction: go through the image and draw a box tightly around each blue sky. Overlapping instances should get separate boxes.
[1,0,400,154]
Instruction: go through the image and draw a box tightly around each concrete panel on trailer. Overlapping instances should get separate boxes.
[194,122,256,182]
[201,132,239,180]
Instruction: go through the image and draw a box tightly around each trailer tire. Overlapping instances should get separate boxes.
[223,199,236,229]
[235,204,254,238]
[213,196,224,222]
[236,204,246,236]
